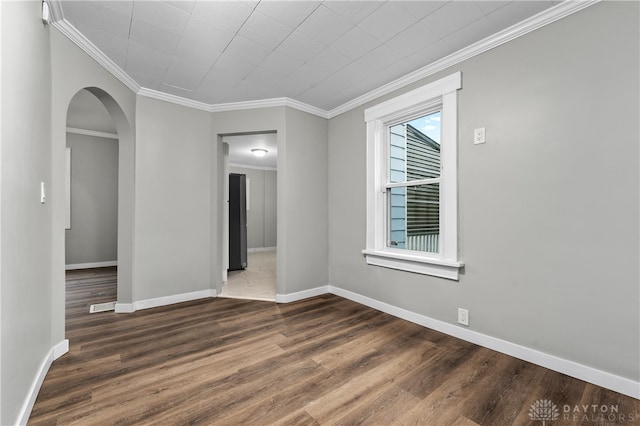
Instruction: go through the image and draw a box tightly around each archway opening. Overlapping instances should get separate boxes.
[63,87,134,320]
[65,89,119,312]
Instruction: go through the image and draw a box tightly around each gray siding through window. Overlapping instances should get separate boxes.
[388,122,440,252]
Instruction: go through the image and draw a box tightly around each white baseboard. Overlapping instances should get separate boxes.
[114,302,135,313]
[16,339,69,426]
[65,261,117,270]
[329,285,640,400]
[99,281,640,398]
[52,339,69,360]
[276,285,329,303]
[115,289,217,313]
[248,247,277,253]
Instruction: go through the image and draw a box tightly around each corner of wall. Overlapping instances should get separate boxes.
[14,339,68,426]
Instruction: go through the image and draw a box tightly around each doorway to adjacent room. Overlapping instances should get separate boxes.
[220,132,277,302]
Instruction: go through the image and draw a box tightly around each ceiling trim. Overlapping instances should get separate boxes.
[51,19,140,94]
[282,98,330,119]
[50,0,598,121]
[326,0,600,119]
[45,0,64,24]
[51,14,328,119]
[209,97,329,119]
[138,91,329,118]
[138,88,212,112]
[229,163,277,172]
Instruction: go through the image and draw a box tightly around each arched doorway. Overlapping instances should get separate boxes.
[65,90,119,310]
[63,87,134,315]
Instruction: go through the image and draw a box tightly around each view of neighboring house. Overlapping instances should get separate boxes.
[390,119,441,252]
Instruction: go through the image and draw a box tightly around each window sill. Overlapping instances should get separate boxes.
[362,249,463,280]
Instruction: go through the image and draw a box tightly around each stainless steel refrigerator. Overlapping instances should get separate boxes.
[228,173,247,271]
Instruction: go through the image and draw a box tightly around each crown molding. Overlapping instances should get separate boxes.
[327,0,600,119]
[49,15,327,119]
[137,89,329,118]
[49,17,326,117]
[209,97,329,119]
[50,0,597,121]
[51,19,140,93]
[208,97,288,113]
[46,0,64,24]
[229,163,277,172]
[282,98,329,119]
[137,87,212,112]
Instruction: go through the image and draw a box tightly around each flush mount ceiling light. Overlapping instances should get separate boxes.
[251,148,268,158]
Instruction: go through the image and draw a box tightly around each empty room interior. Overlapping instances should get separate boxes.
[1,0,639,424]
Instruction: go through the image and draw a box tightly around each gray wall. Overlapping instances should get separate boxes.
[328,1,639,382]
[65,133,118,265]
[1,12,136,425]
[0,2,53,423]
[131,102,328,301]
[228,165,277,250]
[283,108,329,293]
[263,169,277,249]
[212,107,329,296]
[134,96,212,301]
[50,26,137,342]
[66,89,117,134]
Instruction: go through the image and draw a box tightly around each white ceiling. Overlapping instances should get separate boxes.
[225,132,278,169]
[58,0,560,112]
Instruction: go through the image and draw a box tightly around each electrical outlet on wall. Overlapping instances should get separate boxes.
[458,308,469,326]
[474,127,486,144]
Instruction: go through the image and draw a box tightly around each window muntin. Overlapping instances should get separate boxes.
[363,71,462,280]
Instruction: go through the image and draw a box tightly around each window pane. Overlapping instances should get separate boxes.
[387,183,439,253]
[388,186,406,248]
[388,112,441,183]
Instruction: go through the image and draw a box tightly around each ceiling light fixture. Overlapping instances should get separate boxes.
[251,148,268,158]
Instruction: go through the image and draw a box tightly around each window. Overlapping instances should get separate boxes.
[388,112,441,252]
[363,72,463,280]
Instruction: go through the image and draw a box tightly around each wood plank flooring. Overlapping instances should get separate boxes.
[29,268,639,425]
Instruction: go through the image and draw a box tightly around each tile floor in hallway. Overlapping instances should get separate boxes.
[220,250,276,301]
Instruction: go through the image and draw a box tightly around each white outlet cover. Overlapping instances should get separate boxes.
[474,127,486,144]
[458,308,469,326]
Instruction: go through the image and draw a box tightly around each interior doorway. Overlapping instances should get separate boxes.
[64,89,120,314]
[220,132,277,302]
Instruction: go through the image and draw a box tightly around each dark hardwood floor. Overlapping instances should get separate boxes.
[29,268,639,425]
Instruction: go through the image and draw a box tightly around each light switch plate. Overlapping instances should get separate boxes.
[40,181,46,204]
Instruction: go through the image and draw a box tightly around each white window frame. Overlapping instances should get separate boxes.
[362,71,463,280]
